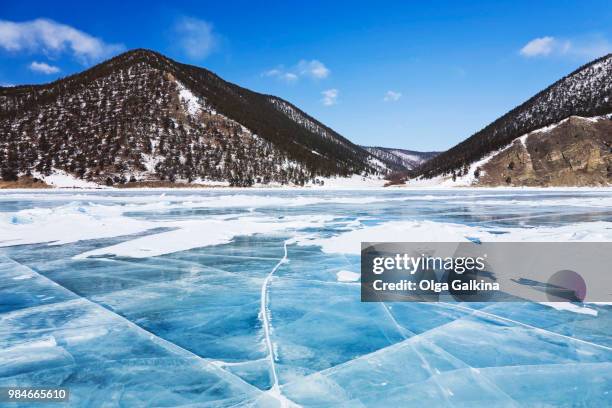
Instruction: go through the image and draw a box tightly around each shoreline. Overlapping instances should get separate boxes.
[2,185,612,193]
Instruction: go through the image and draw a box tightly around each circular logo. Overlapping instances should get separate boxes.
[546,269,586,302]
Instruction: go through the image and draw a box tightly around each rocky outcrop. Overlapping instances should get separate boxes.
[476,116,612,186]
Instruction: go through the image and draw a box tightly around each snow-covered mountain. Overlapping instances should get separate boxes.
[362,146,439,171]
[0,49,383,187]
[416,53,612,183]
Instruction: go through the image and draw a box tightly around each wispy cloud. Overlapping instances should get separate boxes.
[262,68,299,82]
[520,35,611,59]
[0,18,124,64]
[321,88,338,106]
[29,61,60,74]
[263,59,330,83]
[297,59,330,79]
[383,90,402,102]
[173,17,219,60]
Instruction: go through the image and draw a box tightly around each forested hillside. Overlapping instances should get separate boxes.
[0,49,383,186]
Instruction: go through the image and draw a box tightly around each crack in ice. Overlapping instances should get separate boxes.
[381,303,521,406]
[0,255,267,398]
[259,241,298,407]
[436,302,612,352]
[380,302,459,405]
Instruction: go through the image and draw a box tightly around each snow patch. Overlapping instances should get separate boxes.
[300,220,612,255]
[32,169,102,189]
[309,175,386,189]
[336,270,360,282]
[72,214,333,259]
[176,81,202,116]
[12,274,34,280]
[389,150,426,164]
[540,302,598,316]
[0,203,157,247]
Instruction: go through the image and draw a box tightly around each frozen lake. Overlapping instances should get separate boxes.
[1,189,611,407]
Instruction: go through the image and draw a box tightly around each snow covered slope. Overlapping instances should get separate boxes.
[362,146,439,171]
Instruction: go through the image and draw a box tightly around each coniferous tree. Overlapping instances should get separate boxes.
[1,143,19,181]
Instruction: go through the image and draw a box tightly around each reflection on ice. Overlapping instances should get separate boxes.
[0,189,611,406]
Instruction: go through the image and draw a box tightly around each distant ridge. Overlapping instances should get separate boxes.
[361,146,439,171]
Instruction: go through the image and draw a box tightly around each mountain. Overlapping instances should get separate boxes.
[474,115,612,186]
[415,53,612,185]
[0,49,384,187]
[362,146,439,171]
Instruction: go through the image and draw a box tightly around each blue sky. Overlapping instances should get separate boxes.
[1,1,611,150]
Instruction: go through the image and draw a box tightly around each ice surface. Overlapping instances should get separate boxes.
[302,220,612,255]
[0,189,610,406]
[0,202,157,247]
[0,256,278,407]
[73,215,334,258]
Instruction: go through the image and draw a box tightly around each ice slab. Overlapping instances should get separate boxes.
[0,256,281,407]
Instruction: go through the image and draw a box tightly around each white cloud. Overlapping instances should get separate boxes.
[520,36,556,57]
[263,59,330,83]
[29,61,60,74]
[263,68,298,82]
[173,17,218,60]
[0,18,124,63]
[321,88,338,106]
[520,35,610,59]
[383,90,402,102]
[283,72,299,81]
[298,59,330,79]
[263,68,282,77]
